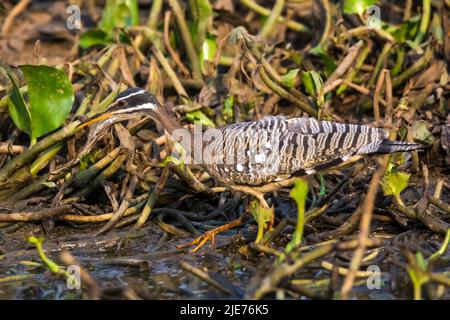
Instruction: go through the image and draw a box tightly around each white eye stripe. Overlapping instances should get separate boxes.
[114,102,158,114]
[115,89,147,103]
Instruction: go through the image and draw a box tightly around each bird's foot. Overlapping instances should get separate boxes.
[177,216,246,253]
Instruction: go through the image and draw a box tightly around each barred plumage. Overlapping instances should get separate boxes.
[201,116,422,185]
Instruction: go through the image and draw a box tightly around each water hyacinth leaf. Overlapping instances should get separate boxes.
[99,0,138,34]
[343,0,378,15]
[20,65,74,141]
[281,69,299,89]
[382,171,411,198]
[186,110,216,127]
[7,72,31,136]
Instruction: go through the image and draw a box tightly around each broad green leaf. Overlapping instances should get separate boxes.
[250,199,274,243]
[7,73,31,136]
[79,29,111,49]
[20,65,74,141]
[288,179,309,249]
[281,69,299,89]
[343,0,378,15]
[99,0,138,34]
[186,110,216,127]
[381,171,411,197]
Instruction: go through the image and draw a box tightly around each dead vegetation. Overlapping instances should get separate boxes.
[0,0,449,300]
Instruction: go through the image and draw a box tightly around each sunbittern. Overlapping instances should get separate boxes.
[79,87,423,251]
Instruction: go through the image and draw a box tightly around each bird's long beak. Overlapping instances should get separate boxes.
[77,112,114,129]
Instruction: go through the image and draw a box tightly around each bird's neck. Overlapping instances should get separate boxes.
[156,107,183,134]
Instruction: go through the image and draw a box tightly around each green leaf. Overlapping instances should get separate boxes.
[99,0,138,34]
[343,0,378,15]
[222,96,234,120]
[79,29,111,49]
[416,252,428,270]
[20,65,74,141]
[287,179,309,250]
[281,69,300,89]
[199,35,217,72]
[27,236,62,274]
[250,200,274,243]
[381,171,411,197]
[406,252,430,300]
[186,110,216,127]
[7,73,31,136]
[309,45,337,76]
[383,16,420,43]
[301,71,324,104]
[411,120,435,144]
[192,0,213,50]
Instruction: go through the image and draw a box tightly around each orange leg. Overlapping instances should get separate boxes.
[177,215,246,253]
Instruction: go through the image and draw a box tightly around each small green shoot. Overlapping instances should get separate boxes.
[309,45,337,76]
[406,252,429,300]
[199,35,217,72]
[190,0,213,50]
[27,236,62,274]
[301,71,324,106]
[249,199,274,244]
[186,110,216,127]
[221,96,234,121]
[161,155,184,169]
[428,229,450,262]
[381,171,411,207]
[280,69,300,89]
[285,179,309,253]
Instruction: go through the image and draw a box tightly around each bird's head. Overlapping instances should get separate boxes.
[78,87,162,130]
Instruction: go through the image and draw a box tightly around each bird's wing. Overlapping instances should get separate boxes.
[277,117,388,174]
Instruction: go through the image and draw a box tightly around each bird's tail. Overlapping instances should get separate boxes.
[376,139,426,154]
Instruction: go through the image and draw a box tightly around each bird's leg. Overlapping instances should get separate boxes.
[177,215,247,253]
[178,185,273,252]
[229,185,274,230]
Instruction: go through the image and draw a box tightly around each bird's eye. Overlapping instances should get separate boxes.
[117,100,126,107]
